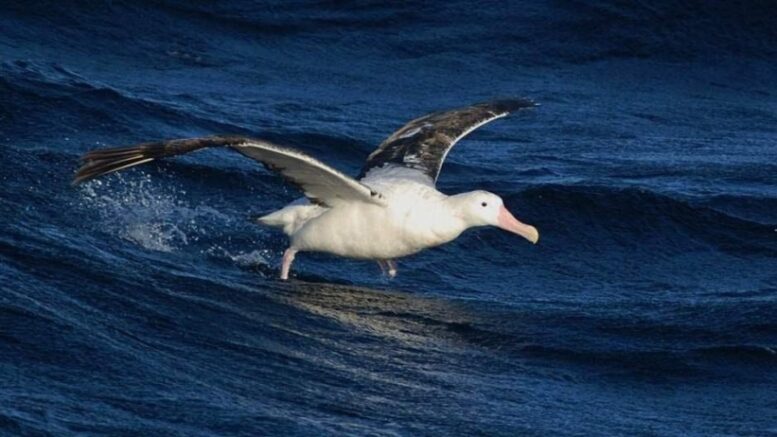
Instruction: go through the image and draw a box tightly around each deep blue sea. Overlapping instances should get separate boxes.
[2,1,776,435]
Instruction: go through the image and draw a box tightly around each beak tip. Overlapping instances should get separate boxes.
[497,206,539,245]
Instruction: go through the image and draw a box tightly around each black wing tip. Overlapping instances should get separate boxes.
[71,142,161,186]
[72,154,149,186]
[70,135,253,186]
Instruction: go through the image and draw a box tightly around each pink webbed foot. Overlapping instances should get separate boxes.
[377,260,397,278]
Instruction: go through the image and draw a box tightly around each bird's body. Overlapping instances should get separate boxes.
[278,180,456,260]
[74,99,540,280]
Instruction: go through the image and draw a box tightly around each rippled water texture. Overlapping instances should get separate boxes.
[1,1,776,435]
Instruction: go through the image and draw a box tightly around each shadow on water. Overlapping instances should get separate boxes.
[271,279,478,349]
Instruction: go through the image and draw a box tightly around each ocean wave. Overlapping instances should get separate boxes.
[172,1,777,61]
[505,185,777,256]
[0,60,249,143]
[4,0,776,73]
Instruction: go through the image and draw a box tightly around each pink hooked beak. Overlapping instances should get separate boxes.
[497,205,539,244]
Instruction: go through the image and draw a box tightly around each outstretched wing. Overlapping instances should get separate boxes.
[73,135,385,207]
[359,99,536,184]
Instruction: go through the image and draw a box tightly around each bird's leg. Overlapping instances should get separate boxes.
[377,259,398,278]
[280,248,297,280]
[386,259,397,278]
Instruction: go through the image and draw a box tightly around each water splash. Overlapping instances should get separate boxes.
[203,244,272,267]
[76,171,232,252]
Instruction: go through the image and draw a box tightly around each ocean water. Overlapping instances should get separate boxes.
[1,1,776,435]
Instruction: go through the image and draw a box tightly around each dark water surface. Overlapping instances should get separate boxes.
[2,1,776,435]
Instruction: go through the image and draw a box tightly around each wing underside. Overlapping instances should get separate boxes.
[74,135,385,207]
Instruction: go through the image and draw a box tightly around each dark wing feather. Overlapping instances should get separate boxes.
[359,99,536,183]
[73,135,384,207]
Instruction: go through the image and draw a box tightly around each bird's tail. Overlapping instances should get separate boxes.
[255,203,322,236]
[255,211,286,227]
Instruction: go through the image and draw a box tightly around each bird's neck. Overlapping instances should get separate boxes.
[396,194,468,251]
[425,195,473,243]
[443,193,474,219]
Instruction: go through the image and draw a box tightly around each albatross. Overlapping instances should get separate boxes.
[73,99,540,280]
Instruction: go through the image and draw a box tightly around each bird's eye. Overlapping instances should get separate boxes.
[481,202,488,207]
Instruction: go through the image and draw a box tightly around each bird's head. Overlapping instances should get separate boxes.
[452,191,539,244]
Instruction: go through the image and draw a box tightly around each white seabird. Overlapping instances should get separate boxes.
[74,99,540,280]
